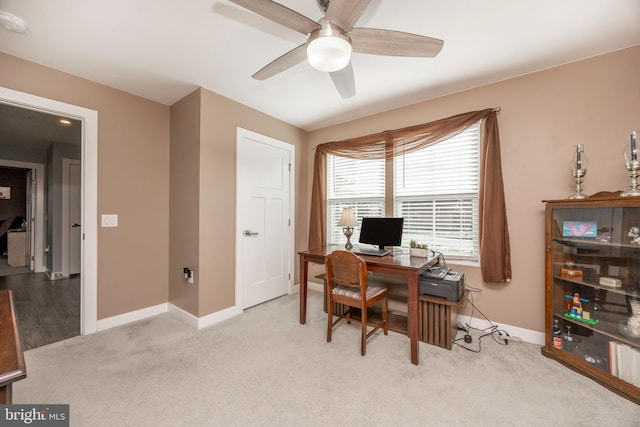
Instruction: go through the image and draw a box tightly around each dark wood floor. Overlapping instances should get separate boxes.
[0,271,80,351]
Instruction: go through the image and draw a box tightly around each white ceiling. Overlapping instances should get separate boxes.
[1,0,639,132]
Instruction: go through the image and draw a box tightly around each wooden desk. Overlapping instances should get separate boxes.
[299,246,437,365]
[0,290,26,403]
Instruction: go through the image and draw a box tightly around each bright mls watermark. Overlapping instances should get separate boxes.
[0,405,69,426]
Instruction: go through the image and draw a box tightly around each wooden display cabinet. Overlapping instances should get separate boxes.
[542,195,640,404]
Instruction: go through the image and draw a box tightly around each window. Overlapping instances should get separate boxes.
[394,124,480,261]
[326,124,480,262]
[327,155,385,246]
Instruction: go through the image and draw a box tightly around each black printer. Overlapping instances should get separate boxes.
[419,266,465,302]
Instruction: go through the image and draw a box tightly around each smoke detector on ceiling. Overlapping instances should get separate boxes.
[0,11,27,34]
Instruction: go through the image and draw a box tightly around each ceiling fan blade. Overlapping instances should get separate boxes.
[351,28,444,57]
[229,0,319,35]
[252,44,308,80]
[329,63,356,99]
[325,0,371,32]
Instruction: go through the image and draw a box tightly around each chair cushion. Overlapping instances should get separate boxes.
[332,285,385,301]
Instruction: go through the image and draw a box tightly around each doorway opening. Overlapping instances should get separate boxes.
[0,86,98,341]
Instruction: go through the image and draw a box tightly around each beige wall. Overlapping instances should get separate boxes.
[169,88,308,317]
[0,52,170,319]
[2,44,638,334]
[0,52,307,322]
[169,89,201,315]
[197,88,307,316]
[307,45,640,333]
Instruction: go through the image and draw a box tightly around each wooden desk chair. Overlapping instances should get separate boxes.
[325,250,388,356]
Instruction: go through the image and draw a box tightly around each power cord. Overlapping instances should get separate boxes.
[454,285,522,352]
[429,249,447,269]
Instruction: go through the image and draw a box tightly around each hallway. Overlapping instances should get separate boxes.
[0,268,80,350]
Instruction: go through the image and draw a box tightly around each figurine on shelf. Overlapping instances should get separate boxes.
[565,292,589,318]
[627,297,640,336]
[628,226,640,245]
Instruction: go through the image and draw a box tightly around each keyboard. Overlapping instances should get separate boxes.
[422,264,450,279]
[354,248,390,257]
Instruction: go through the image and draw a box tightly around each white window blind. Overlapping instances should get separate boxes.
[394,124,480,260]
[327,155,385,246]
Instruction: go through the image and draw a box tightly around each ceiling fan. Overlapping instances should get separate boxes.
[229,0,443,98]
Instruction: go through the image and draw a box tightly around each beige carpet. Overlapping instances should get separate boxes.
[14,290,640,426]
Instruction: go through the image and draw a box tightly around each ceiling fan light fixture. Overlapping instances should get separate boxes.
[307,21,352,73]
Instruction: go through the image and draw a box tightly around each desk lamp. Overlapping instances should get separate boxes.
[338,207,358,250]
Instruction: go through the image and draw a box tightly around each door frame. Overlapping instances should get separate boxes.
[26,169,35,271]
[0,86,98,335]
[235,127,296,310]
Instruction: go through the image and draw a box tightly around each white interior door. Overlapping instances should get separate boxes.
[69,162,81,275]
[62,159,81,276]
[236,128,294,309]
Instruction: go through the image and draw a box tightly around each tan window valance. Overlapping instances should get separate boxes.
[308,108,511,283]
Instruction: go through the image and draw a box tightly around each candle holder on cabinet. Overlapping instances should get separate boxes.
[568,144,588,199]
[621,131,640,197]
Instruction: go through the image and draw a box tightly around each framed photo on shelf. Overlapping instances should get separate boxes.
[0,187,10,200]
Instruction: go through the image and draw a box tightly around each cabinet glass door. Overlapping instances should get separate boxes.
[550,206,640,380]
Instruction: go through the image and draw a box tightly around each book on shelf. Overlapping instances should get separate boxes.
[608,340,640,386]
[609,341,618,377]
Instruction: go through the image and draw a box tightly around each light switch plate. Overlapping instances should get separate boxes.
[101,214,118,227]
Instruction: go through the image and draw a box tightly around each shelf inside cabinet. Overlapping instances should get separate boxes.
[552,274,638,298]
[553,311,640,348]
[553,237,640,250]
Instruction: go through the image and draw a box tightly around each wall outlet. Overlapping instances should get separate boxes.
[183,267,194,284]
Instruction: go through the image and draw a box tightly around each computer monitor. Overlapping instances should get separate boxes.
[358,217,404,252]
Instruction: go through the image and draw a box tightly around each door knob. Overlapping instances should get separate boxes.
[243,230,259,236]
[71,223,81,227]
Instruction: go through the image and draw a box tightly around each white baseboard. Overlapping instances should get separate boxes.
[167,303,200,328]
[96,303,168,332]
[194,304,243,329]
[457,314,545,346]
[167,302,243,329]
[308,282,323,293]
[95,286,545,346]
[95,301,244,333]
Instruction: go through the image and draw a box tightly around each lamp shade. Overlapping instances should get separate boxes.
[307,35,352,72]
[306,20,352,73]
[338,207,358,227]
